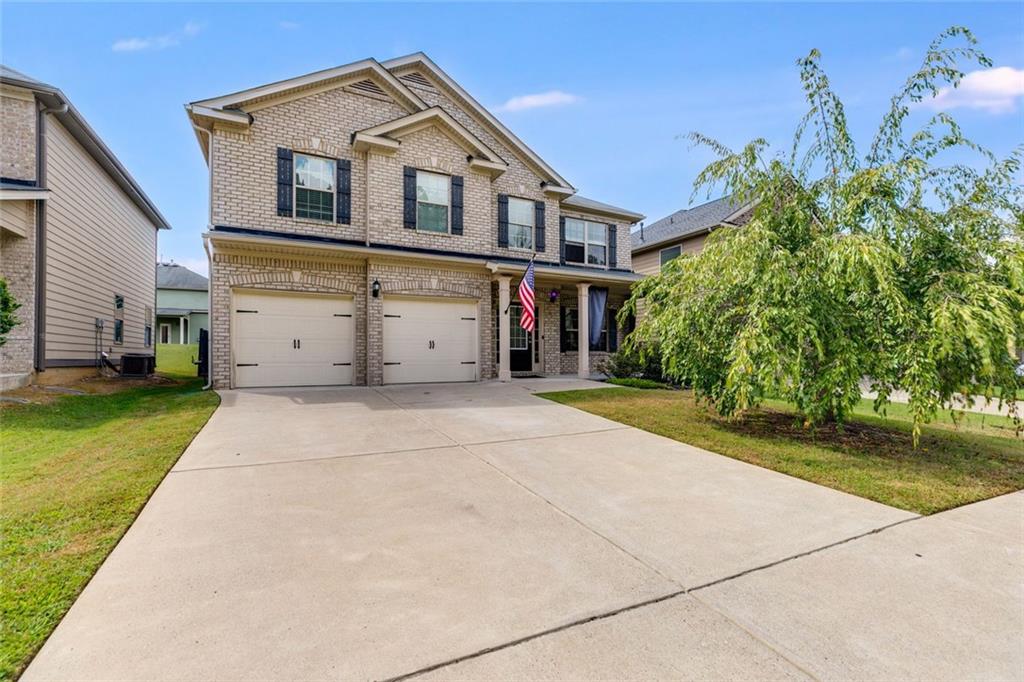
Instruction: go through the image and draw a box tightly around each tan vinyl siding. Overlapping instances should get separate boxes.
[43,118,157,364]
[632,232,709,276]
[1,199,32,237]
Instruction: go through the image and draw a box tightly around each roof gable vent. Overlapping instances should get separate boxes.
[400,72,434,90]
[349,79,386,97]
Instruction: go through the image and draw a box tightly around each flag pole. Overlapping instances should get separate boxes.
[504,255,536,315]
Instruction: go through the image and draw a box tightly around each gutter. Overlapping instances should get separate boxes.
[193,122,215,391]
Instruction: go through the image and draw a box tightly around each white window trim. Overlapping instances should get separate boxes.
[660,245,682,268]
[293,153,336,223]
[565,218,608,267]
[159,323,170,344]
[507,197,534,251]
[416,170,451,234]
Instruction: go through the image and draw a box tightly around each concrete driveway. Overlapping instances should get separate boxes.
[24,380,1023,680]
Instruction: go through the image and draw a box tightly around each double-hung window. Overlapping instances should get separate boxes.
[561,305,617,352]
[564,218,607,266]
[294,154,336,221]
[507,197,534,250]
[113,295,125,345]
[416,170,449,232]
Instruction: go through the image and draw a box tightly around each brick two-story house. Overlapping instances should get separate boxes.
[187,53,643,389]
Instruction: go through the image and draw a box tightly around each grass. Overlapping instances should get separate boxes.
[540,388,1023,515]
[0,351,217,681]
[156,343,199,379]
[606,377,673,389]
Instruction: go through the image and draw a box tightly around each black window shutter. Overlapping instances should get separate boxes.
[559,216,566,264]
[608,224,618,267]
[336,159,351,224]
[559,306,567,352]
[608,309,618,352]
[534,201,546,252]
[451,176,464,235]
[403,166,417,229]
[276,148,293,216]
[497,194,509,247]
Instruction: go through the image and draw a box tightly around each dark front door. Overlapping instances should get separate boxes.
[509,303,535,372]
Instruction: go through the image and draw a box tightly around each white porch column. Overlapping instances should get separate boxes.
[179,316,186,344]
[577,282,590,379]
[497,275,512,382]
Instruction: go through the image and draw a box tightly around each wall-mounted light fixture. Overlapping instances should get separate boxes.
[372,279,381,298]
[548,289,560,303]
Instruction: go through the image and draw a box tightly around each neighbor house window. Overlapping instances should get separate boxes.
[416,170,449,232]
[564,218,607,266]
[113,295,125,345]
[294,154,336,221]
[507,197,534,250]
[160,323,171,344]
[660,245,681,268]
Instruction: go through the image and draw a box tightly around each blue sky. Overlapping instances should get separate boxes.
[2,2,1022,275]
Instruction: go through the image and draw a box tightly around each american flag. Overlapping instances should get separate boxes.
[517,259,536,333]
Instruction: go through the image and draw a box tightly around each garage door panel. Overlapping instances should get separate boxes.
[233,291,354,388]
[383,298,478,384]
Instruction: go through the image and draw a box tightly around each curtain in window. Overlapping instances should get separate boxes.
[589,287,608,348]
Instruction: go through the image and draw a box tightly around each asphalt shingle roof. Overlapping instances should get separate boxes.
[157,263,208,291]
[631,195,749,252]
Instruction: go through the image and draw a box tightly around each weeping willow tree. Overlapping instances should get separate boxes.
[624,27,1024,440]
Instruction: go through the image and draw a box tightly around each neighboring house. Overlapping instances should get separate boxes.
[187,53,643,389]
[156,263,208,345]
[631,195,753,276]
[0,66,170,388]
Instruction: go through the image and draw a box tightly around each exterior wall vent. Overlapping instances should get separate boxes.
[400,72,434,90]
[350,79,386,97]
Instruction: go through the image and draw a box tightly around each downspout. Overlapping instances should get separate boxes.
[192,121,215,390]
[33,98,69,373]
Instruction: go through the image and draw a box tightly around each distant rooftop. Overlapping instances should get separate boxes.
[632,195,752,252]
[157,262,208,290]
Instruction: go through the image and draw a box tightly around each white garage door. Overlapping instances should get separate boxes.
[383,297,478,384]
[233,290,354,388]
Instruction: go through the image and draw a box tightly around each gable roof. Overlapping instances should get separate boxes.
[353,107,507,174]
[1,65,170,230]
[381,53,573,189]
[631,195,752,253]
[157,262,208,290]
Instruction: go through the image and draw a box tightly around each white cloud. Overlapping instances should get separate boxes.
[112,21,203,52]
[894,46,914,60]
[278,20,300,30]
[923,66,1024,115]
[495,90,580,113]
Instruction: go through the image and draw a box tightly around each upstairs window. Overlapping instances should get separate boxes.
[416,170,449,232]
[294,154,335,221]
[564,219,607,266]
[660,245,681,268]
[507,197,534,250]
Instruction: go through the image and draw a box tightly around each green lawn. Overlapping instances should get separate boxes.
[540,388,1023,515]
[156,343,199,378]
[0,358,217,680]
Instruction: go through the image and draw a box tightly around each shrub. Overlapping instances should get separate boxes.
[0,278,20,346]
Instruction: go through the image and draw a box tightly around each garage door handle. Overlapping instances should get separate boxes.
[236,363,258,367]
[384,362,401,366]
[333,362,352,366]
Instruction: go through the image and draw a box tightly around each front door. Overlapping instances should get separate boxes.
[509,303,535,372]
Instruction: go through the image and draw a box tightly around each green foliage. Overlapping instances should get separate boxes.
[607,377,672,389]
[624,27,1024,443]
[0,278,20,346]
[601,346,666,382]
